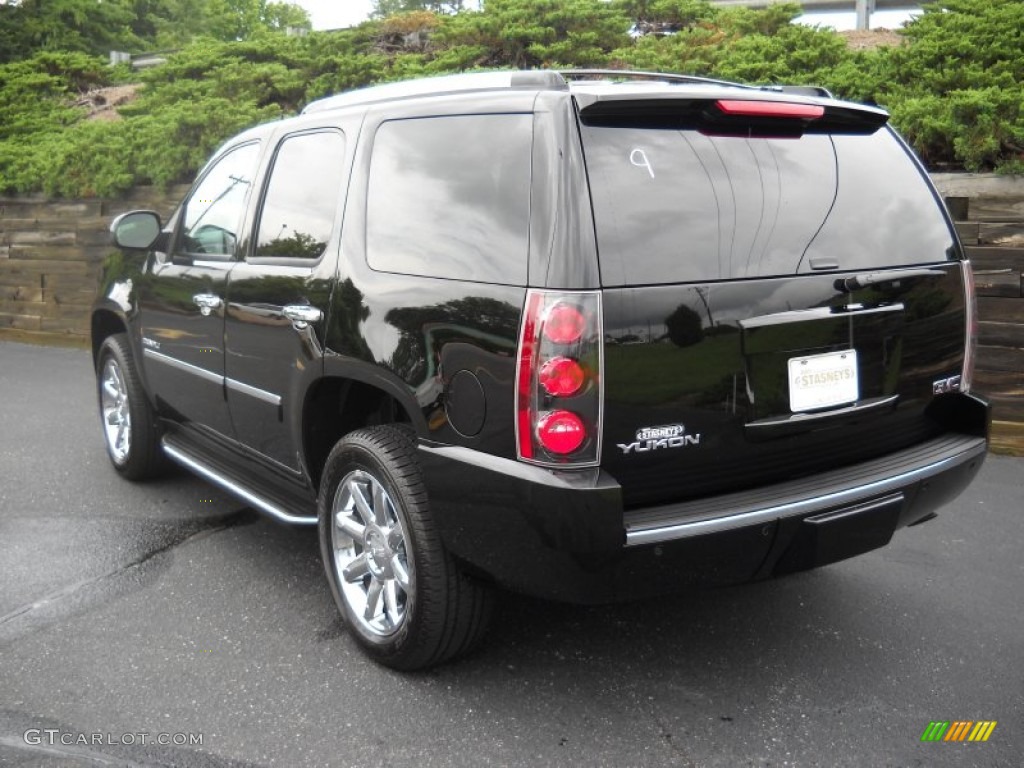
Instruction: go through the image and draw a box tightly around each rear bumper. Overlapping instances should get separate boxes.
[419,426,988,604]
[623,433,987,546]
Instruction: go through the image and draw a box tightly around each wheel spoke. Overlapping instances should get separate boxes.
[384,580,400,622]
[335,513,365,543]
[103,380,120,400]
[387,521,404,550]
[364,579,383,620]
[391,556,410,591]
[342,554,369,583]
[372,482,388,526]
[349,481,374,526]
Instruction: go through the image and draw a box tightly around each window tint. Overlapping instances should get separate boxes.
[366,114,532,285]
[255,131,347,260]
[581,125,956,286]
[804,130,957,268]
[180,142,260,257]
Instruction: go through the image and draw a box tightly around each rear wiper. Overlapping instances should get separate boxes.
[834,267,945,292]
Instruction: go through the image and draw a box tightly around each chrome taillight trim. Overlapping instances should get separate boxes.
[515,289,604,469]
[961,260,977,394]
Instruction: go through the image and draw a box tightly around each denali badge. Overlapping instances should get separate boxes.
[933,375,962,395]
[618,424,701,455]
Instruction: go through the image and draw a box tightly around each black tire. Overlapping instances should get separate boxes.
[96,333,165,480]
[318,425,494,670]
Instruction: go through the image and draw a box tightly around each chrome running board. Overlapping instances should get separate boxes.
[162,439,318,526]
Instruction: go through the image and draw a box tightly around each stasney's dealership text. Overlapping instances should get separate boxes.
[793,367,856,388]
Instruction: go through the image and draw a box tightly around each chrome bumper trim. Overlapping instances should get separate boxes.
[625,436,987,547]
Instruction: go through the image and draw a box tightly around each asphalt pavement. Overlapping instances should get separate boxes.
[0,340,1021,767]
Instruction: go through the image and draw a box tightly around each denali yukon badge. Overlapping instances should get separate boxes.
[618,424,701,455]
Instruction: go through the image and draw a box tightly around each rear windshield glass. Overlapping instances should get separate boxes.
[580,125,957,286]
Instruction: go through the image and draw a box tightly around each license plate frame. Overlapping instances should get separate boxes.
[788,349,859,413]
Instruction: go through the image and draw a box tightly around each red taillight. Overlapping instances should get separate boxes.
[715,100,825,120]
[539,356,585,397]
[537,410,586,454]
[515,290,603,467]
[543,303,586,344]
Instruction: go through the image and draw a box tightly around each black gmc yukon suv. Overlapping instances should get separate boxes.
[92,70,989,669]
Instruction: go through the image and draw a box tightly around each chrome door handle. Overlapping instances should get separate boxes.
[193,293,223,317]
[282,304,323,330]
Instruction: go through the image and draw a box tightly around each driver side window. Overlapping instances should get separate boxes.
[179,142,261,258]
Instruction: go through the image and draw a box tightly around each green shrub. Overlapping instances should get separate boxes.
[1,0,1021,197]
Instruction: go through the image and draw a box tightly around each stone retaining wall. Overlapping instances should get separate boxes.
[932,174,1024,453]
[0,186,189,342]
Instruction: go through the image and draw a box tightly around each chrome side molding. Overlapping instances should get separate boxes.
[144,348,222,386]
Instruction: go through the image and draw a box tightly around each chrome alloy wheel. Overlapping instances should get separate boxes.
[100,357,132,464]
[331,469,412,637]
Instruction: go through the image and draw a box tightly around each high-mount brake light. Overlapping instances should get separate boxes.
[715,100,825,120]
[543,303,587,344]
[516,290,603,467]
[539,357,586,397]
[537,411,586,455]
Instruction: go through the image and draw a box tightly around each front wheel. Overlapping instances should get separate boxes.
[96,333,165,480]
[318,425,493,670]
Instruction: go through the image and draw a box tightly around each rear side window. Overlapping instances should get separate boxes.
[581,124,957,286]
[255,130,347,260]
[366,114,532,285]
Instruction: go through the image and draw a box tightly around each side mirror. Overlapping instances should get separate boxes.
[110,210,162,250]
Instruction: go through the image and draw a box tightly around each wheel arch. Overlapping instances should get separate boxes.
[91,306,129,369]
[302,371,424,491]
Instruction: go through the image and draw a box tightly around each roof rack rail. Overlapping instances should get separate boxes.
[302,70,566,115]
[559,68,757,91]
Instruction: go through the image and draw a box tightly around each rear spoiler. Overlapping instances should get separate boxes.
[576,92,889,136]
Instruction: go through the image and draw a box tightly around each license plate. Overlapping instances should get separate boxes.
[788,350,859,413]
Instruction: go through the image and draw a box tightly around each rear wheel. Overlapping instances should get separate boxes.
[318,425,493,670]
[96,333,164,480]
